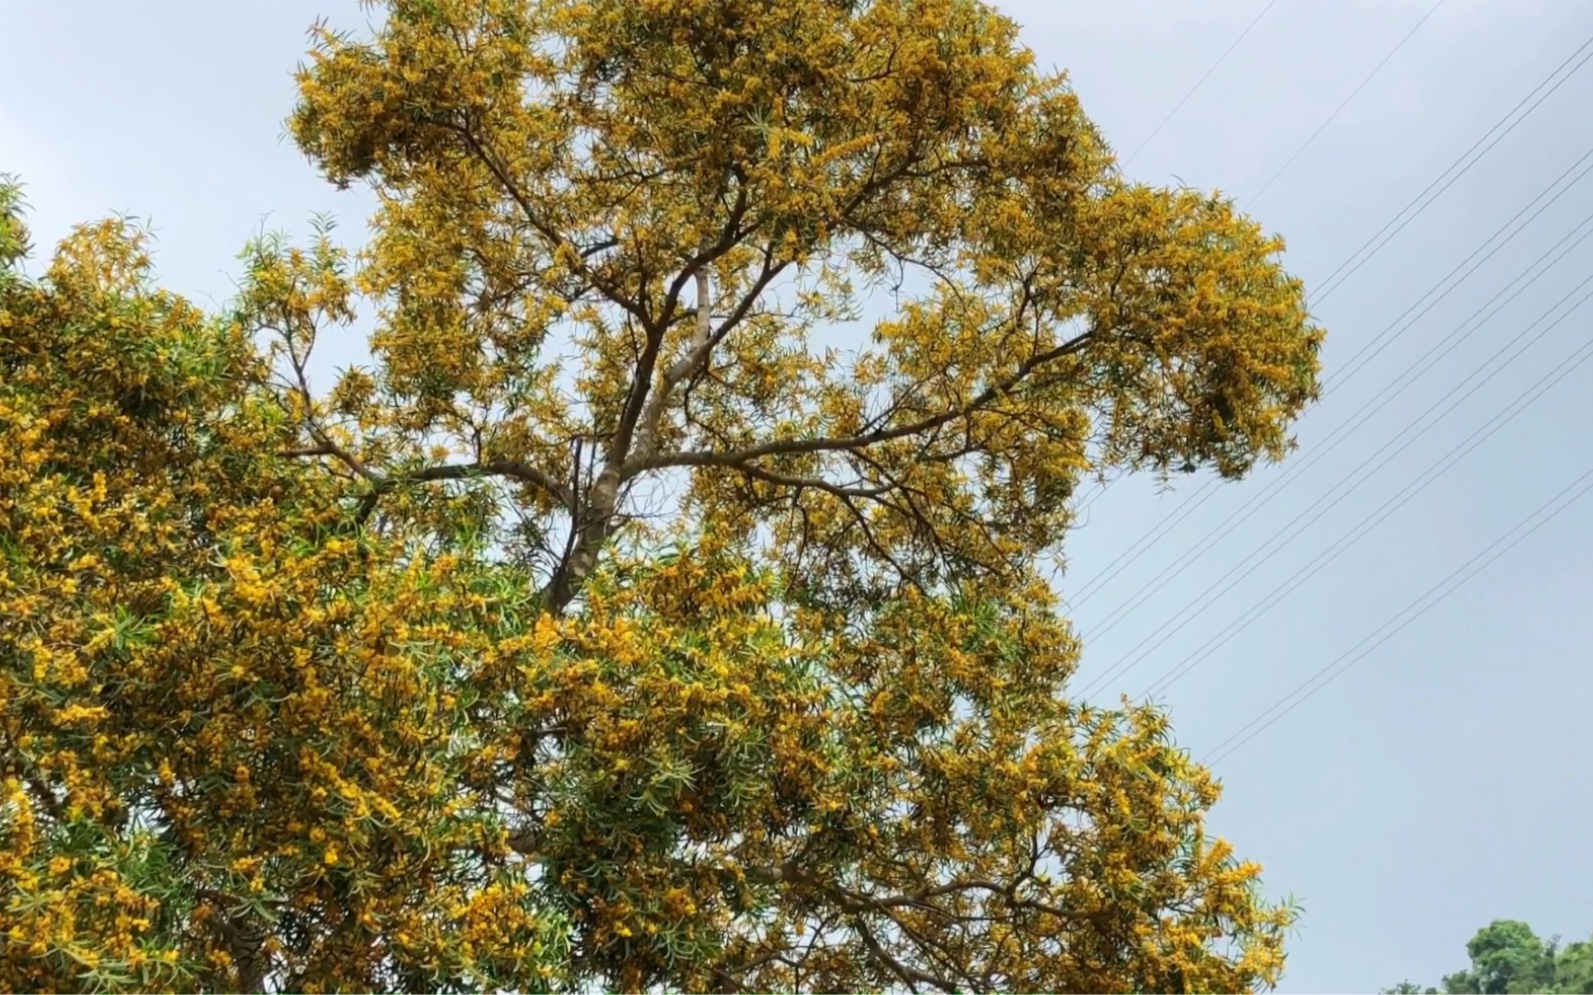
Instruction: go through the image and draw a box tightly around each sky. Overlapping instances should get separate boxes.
[4,0,1592,991]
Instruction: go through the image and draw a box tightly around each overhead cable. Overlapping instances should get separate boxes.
[1068,30,1593,604]
[1204,460,1593,766]
[1080,259,1593,698]
[1078,145,1593,632]
[1312,33,1593,304]
[1121,0,1279,168]
[1142,277,1593,700]
[1244,0,1446,210]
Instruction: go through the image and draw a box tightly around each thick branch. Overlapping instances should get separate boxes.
[538,465,621,616]
[631,325,1097,477]
[610,194,756,468]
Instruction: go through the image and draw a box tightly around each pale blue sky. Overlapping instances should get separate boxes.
[5,1,1592,991]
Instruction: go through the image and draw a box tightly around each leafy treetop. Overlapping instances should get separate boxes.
[265,0,1323,617]
[1385,920,1593,995]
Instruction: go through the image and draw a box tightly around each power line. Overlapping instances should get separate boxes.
[1070,6,1444,605]
[1068,2,1285,532]
[1334,145,1593,387]
[1312,32,1593,304]
[1075,144,1593,639]
[1076,23,1586,617]
[1110,21,1593,772]
[1066,35,1593,611]
[1140,278,1593,700]
[1079,257,1593,699]
[1204,460,1593,766]
[1073,476,1113,516]
[1244,0,1446,211]
[1071,149,1593,610]
[1068,478,1219,607]
[1121,0,1279,169]
[1082,267,1593,696]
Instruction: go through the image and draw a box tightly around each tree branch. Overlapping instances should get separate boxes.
[632,325,1097,476]
[349,458,574,528]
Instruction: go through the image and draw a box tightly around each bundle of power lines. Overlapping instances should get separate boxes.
[1065,2,1593,765]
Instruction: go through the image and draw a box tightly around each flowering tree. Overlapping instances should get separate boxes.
[0,0,1322,990]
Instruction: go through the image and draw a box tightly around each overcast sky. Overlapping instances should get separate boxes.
[5,1,1592,991]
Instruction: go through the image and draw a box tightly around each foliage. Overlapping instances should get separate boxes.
[272,0,1322,618]
[1,197,1304,993]
[1,0,1327,990]
[1384,920,1593,995]
[0,198,566,992]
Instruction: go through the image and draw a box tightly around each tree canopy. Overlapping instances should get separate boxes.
[0,0,1325,991]
[275,0,1321,618]
[1384,920,1593,995]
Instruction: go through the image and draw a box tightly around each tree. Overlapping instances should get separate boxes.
[1,0,1326,990]
[1384,921,1593,995]
[1560,937,1593,995]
